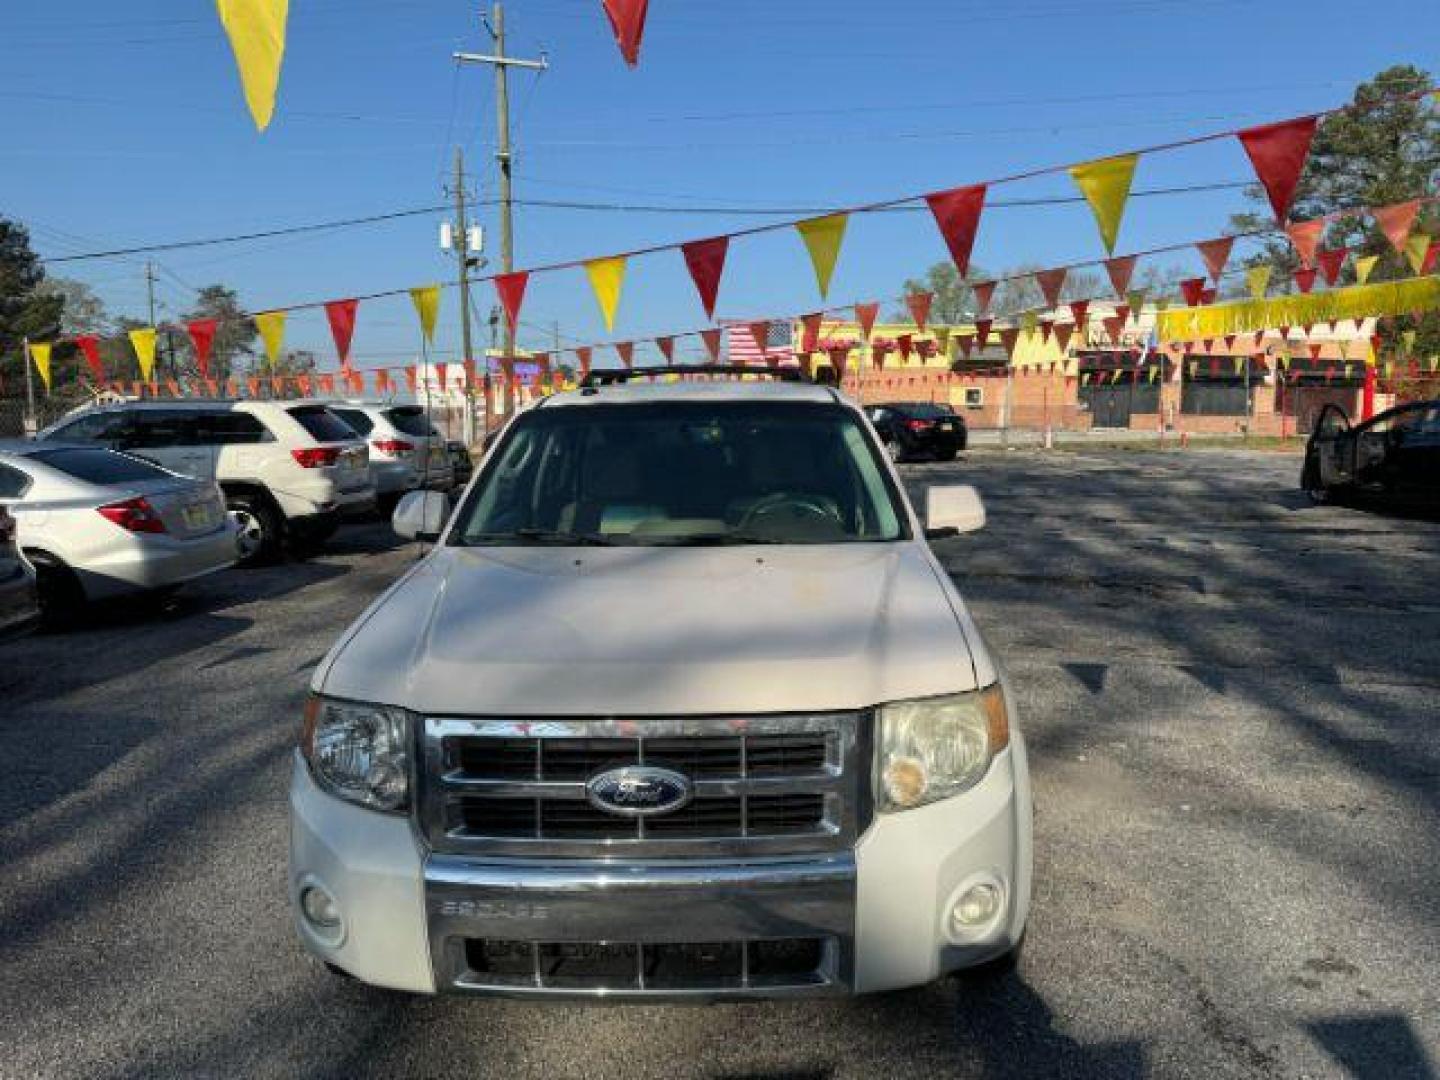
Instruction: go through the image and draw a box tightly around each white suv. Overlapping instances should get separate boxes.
[40,400,375,565]
[291,372,1032,999]
[326,402,455,513]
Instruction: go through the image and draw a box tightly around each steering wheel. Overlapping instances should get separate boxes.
[739,491,844,531]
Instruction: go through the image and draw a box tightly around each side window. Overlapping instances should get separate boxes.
[125,411,200,450]
[333,409,375,436]
[50,412,128,443]
[0,462,31,499]
[198,412,271,446]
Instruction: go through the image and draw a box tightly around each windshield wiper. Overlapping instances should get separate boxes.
[651,532,791,546]
[465,529,616,546]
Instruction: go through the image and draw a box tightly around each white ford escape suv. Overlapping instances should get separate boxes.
[291,371,1032,999]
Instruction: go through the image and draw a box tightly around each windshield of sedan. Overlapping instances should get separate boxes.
[454,400,907,546]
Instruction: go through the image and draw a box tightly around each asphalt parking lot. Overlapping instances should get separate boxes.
[2,448,1437,1080]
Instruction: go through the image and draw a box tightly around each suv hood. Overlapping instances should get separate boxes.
[318,544,979,715]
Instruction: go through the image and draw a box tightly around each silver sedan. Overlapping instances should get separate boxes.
[0,442,238,623]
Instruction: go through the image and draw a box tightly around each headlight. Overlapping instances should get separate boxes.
[302,695,411,813]
[875,683,1009,813]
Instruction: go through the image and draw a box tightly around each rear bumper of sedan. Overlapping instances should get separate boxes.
[77,524,238,600]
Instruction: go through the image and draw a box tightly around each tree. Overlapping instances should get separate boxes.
[0,217,63,387]
[37,278,110,336]
[1230,66,1440,357]
[179,284,258,381]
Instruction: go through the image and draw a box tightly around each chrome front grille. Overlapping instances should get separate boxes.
[419,714,864,859]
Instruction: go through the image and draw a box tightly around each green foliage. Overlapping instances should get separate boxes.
[181,284,259,381]
[0,218,63,387]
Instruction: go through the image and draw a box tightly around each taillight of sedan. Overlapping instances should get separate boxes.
[905,419,934,432]
[97,497,168,535]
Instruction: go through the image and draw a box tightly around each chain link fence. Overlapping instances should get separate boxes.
[0,394,93,439]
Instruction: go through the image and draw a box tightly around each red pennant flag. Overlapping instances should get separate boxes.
[1286,219,1324,268]
[270,376,285,397]
[185,319,219,379]
[163,378,181,398]
[318,374,336,396]
[681,236,729,320]
[1102,316,1124,342]
[1201,287,1217,305]
[76,335,104,382]
[871,343,890,369]
[434,362,449,390]
[1104,254,1137,298]
[404,366,418,392]
[324,299,359,369]
[1180,277,1207,307]
[1197,237,1235,284]
[1309,343,1324,360]
[854,302,880,341]
[226,378,240,398]
[1224,335,1236,351]
[1114,303,1131,326]
[825,346,849,380]
[956,334,975,360]
[972,281,996,315]
[1374,200,1422,254]
[800,313,824,353]
[924,184,987,277]
[1035,267,1067,309]
[974,318,993,350]
[1294,268,1318,294]
[1054,323,1074,351]
[701,328,723,363]
[615,341,635,368]
[494,272,529,333]
[204,379,220,397]
[998,327,1020,359]
[906,291,933,331]
[1253,330,1266,348]
[601,0,650,66]
[1237,115,1318,224]
[1424,240,1440,276]
[575,346,593,379]
[1068,300,1090,330]
[896,333,914,361]
[1038,319,1053,345]
[655,336,675,364]
[1315,248,1349,286]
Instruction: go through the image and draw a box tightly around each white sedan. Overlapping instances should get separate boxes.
[0,442,238,623]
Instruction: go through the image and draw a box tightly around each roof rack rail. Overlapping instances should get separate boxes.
[580,364,812,389]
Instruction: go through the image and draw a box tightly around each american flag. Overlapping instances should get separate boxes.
[725,319,792,365]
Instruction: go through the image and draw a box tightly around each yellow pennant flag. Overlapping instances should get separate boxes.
[585,257,627,332]
[1404,233,1431,274]
[1246,265,1272,299]
[1068,153,1139,253]
[795,214,849,299]
[128,328,158,381]
[254,311,286,367]
[409,284,442,344]
[1354,254,1380,285]
[216,0,290,132]
[27,341,52,392]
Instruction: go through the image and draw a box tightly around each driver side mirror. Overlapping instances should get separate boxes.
[393,490,451,543]
[924,484,985,539]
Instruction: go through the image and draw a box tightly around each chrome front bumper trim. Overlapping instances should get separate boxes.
[425,853,856,998]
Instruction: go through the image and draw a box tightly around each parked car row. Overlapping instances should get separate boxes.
[0,399,474,631]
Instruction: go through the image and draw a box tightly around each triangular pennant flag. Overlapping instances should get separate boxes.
[1423,240,1439,276]
[600,0,650,67]
[253,311,285,368]
[1286,219,1324,268]
[680,236,728,320]
[972,281,996,316]
[896,333,914,361]
[27,342,52,392]
[1054,323,1074,352]
[1114,303,1131,326]
[1236,115,1318,223]
[871,343,890,369]
[585,257,627,332]
[409,284,441,344]
[956,334,975,360]
[826,346,850,380]
[795,214,849,299]
[1035,267,1067,309]
[855,302,880,341]
[1246,265,1272,299]
[324,299,359,369]
[655,336,675,364]
[1374,200,1422,254]
[129,327,159,380]
[906,291,933,331]
[800,313,824,354]
[1309,343,1323,361]
[701,328,723,363]
[1104,254,1138,299]
[1404,233,1432,274]
[1200,287,1217,305]
[974,319,993,350]
[1068,300,1090,331]
[1038,319,1054,345]
[186,319,218,379]
[76,335,104,383]
[494,272,529,334]
[246,377,261,398]
[575,346,593,380]
[1069,153,1139,253]
[924,184,987,277]
[318,374,335,396]
[216,0,290,132]
[1197,237,1235,284]
[1180,278,1207,307]
[746,322,772,362]
[998,327,1021,359]
[1102,316,1124,342]
[615,342,635,369]
[1316,248,1349,287]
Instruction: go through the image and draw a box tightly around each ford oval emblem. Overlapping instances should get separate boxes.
[586,765,693,818]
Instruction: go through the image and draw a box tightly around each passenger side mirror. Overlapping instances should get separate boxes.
[393,490,451,543]
[924,484,985,538]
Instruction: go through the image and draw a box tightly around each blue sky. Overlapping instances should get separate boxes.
[3,0,1436,369]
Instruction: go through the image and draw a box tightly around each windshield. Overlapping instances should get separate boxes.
[903,403,955,419]
[288,406,358,443]
[453,401,907,546]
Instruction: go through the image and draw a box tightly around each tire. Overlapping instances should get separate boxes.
[1301,461,1331,505]
[28,552,85,629]
[289,519,339,555]
[226,493,282,567]
[936,448,959,462]
[376,492,403,520]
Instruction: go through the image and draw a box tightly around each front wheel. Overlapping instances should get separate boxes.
[1301,460,1331,505]
[226,494,281,567]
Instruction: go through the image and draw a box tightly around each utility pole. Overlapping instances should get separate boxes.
[450,147,479,443]
[456,2,547,416]
[21,337,37,436]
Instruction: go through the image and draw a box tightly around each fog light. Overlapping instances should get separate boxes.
[300,885,341,930]
[951,882,1002,932]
